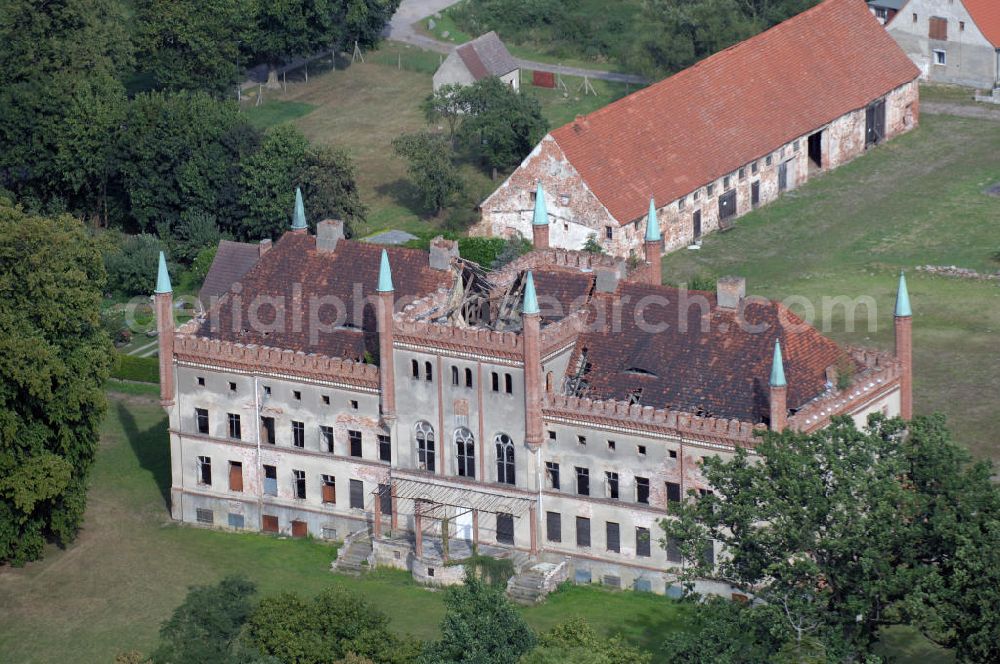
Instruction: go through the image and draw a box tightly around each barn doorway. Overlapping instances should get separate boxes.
[751,180,760,208]
[808,131,823,170]
[866,99,886,147]
[692,209,702,242]
[778,161,789,192]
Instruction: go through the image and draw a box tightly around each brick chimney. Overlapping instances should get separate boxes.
[376,250,396,421]
[316,219,344,253]
[894,272,913,419]
[154,251,175,407]
[521,272,543,446]
[716,275,746,309]
[531,182,549,250]
[429,235,459,270]
[769,339,787,431]
[258,238,272,256]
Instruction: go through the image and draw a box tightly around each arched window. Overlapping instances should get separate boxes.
[465,367,473,387]
[411,359,419,379]
[425,361,433,382]
[415,421,435,472]
[495,433,515,485]
[545,372,554,392]
[504,373,513,394]
[451,366,459,386]
[455,427,475,478]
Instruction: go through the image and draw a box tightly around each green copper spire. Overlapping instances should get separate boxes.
[522,271,539,315]
[531,182,548,227]
[894,271,911,317]
[770,339,786,388]
[155,251,172,294]
[291,187,307,230]
[377,249,394,292]
[645,196,661,242]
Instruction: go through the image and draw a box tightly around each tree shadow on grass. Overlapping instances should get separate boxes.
[116,400,172,510]
[375,178,431,219]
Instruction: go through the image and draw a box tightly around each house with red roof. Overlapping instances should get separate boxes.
[884,0,1000,89]
[474,0,920,258]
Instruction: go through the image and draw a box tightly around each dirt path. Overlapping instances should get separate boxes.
[922,101,1000,121]
[385,0,649,85]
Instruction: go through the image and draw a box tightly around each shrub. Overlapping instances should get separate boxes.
[104,233,170,296]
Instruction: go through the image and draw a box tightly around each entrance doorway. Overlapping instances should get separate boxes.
[778,161,788,192]
[808,131,823,169]
[865,99,885,147]
[692,209,702,241]
[751,180,760,208]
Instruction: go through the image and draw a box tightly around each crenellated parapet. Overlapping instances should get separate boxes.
[495,249,628,285]
[173,333,380,388]
[394,318,523,359]
[539,308,588,355]
[789,347,902,432]
[542,394,763,448]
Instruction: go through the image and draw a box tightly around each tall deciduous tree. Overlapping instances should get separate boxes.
[392,132,464,214]
[457,78,548,173]
[135,0,253,98]
[0,203,113,564]
[423,574,536,664]
[661,414,1000,662]
[0,0,131,217]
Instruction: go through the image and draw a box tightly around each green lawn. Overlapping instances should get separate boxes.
[0,394,691,662]
[661,111,1000,461]
[245,100,318,129]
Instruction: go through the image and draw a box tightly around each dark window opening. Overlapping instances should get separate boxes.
[465,367,473,387]
[425,361,433,382]
[416,421,435,472]
[293,390,301,400]
[751,180,760,208]
[666,481,682,505]
[504,373,513,394]
[576,516,591,547]
[292,421,304,448]
[808,131,823,169]
[496,512,514,545]
[495,433,515,485]
[456,428,475,478]
[604,226,613,240]
[718,189,737,221]
[491,372,499,392]
[293,469,306,499]
[636,527,651,557]
[378,434,391,462]
[197,376,205,386]
[606,522,620,553]
[451,366,459,386]
[669,449,678,459]
[411,359,419,379]
[545,461,560,490]
[196,408,209,435]
[606,471,619,499]
[320,425,334,453]
[198,456,212,485]
[261,416,275,445]
[636,477,650,504]
[348,430,362,458]
[349,479,364,509]
[637,445,647,456]
[546,511,561,542]
[228,413,241,440]
[576,467,590,496]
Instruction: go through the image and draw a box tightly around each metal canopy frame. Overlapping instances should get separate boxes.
[378,476,534,519]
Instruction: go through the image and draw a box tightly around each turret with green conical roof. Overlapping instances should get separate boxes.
[522,271,539,316]
[291,187,307,231]
[895,271,911,317]
[377,249,394,292]
[770,339,786,388]
[645,196,661,243]
[531,182,550,249]
[155,251,172,294]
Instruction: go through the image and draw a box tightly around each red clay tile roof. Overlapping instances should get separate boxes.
[550,0,920,225]
[196,233,453,360]
[199,240,261,304]
[530,268,594,324]
[566,282,848,422]
[964,0,1000,46]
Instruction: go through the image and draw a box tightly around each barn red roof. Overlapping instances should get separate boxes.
[964,0,1000,46]
[550,0,919,225]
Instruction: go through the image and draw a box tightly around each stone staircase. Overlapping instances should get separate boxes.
[506,561,567,605]
[332,534,372,576]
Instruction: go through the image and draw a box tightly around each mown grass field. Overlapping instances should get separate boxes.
[661,110,1000,461]
[242,42,632,241]
[0,394,690,663]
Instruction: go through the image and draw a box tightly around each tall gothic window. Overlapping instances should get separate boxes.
[455,427,476,478]
[415,421,435,472]
[495,433,515,485]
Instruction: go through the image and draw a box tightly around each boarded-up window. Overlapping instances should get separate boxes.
[228,513,244,529]
[262,514,279,533]
[291,520,307,537]
[606,521,620,553]
[576,516,590,547]
[228,461,243,492]
[636,527,651,557]
[546,511,561,542]
[496,512,514,545]
[349,479,364,509]
[929,16,947,40]
[196,508,213,524]
[321,475,336,504]
[603,575,621,588]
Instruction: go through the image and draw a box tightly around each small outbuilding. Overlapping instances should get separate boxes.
[433,31,520,92]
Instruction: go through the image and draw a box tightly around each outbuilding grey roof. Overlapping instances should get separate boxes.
[867,0,907,11]
[456,31,518,80]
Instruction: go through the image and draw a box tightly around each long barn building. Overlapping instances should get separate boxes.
[473,0,921,258]
[154,191,914,596]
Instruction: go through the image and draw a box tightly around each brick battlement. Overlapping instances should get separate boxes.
[542,394,762,448]
[173,333,380,389]
[540,309,588,355]
[395,319,523,359]
[497,249,627,284]
[789,347,902,432]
